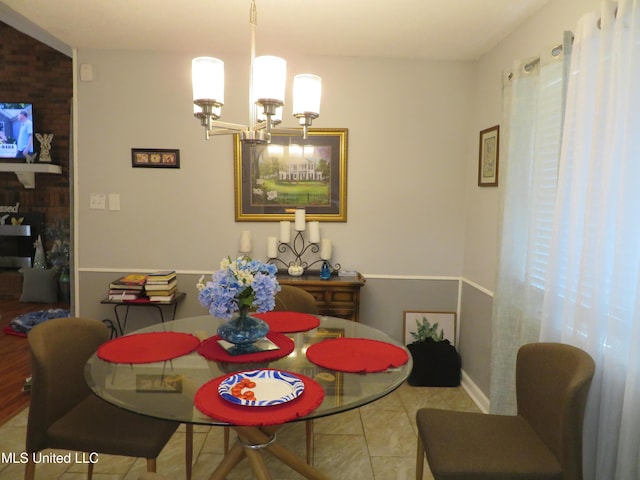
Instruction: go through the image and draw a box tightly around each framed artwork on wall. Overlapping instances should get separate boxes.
[403,311,457,346]
[234,128,348,222]
[131,148,180,168]
[478,125,499,186]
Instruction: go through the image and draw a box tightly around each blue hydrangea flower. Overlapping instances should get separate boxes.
[196,256,281,319]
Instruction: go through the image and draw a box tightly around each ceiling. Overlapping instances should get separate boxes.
[0,0,549,61]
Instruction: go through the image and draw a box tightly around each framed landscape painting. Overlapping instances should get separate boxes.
[234,128,348,222]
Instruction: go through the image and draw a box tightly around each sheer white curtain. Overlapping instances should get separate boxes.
[493,0,640,477]
[490,40,569,414]
[540,1,640,478]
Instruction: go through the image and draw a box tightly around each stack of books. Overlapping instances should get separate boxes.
[145,270,178,303]
[108,273,147,301]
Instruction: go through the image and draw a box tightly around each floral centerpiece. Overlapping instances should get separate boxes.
[197,256,280,349]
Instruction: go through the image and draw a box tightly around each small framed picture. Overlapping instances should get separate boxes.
[478,125,499,186]
[132,148,180,168]
[403,311,457,346]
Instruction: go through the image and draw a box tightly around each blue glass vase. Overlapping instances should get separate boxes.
[217,307,270,353]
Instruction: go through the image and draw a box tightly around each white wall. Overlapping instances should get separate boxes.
[462,0,602,291]
[73,0,604,401]
[75,52,472,275]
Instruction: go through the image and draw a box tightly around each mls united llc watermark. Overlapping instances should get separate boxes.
[2,451,99,465]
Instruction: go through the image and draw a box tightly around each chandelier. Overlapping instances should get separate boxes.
[192,0,322,144]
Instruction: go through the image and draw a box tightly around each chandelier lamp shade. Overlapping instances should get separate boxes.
[192,0,322,144]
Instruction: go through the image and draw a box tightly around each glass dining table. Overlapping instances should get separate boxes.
[84,314,412,480]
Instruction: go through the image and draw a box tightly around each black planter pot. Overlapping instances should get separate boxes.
[407,338,461,387]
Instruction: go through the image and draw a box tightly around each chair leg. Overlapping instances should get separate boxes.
[416,434,424,480]
[24,458,35,480]
[146,458,157,472]
[224,426,230,453]
[186,423,193,480]
[306,419,314,466]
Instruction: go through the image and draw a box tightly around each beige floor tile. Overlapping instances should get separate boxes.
[0,382,478,480]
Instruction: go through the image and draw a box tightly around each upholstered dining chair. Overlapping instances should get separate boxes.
[415,342,595,480]
[274,284,319,314]
[25,317,192,480]
[224,284,319,465]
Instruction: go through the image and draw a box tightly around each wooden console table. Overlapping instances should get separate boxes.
[277,272,366,322]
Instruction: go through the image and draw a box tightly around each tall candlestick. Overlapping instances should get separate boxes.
[267,236,278,259]
[239,230,252,253]
[308,221,320,243]
[320,238,332,260]
[294,208,306,231]
[280,221,291,243]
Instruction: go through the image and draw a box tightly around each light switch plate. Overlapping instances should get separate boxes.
[108,193,120,211]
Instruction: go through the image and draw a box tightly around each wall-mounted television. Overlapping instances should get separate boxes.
[0,103,35,159]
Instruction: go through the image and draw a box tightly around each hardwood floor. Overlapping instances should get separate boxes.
[0,298,70,426]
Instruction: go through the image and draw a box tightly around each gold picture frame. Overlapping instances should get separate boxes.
[478,125,499,186]
[234,128,348,221]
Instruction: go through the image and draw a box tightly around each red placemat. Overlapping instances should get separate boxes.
[197,332,294,363]
[253,311,320,333]
[97,332,201,364]
[2,325,26,337]
[194,370,324,425]
[306,338,409,373]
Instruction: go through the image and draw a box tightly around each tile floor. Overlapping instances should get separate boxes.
[0,382,480,480]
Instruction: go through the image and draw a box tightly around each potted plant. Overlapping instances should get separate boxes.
[406,316,461,387]
[45,217,70,302]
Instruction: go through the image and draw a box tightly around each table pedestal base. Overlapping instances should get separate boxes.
[209,425,330,480]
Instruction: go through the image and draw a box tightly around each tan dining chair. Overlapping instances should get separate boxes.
[415,342,595,480]
[224,284,319,465]
[274,284,319,313]
[25,317,193,480]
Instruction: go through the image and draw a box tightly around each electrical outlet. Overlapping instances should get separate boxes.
[89,193,106,210]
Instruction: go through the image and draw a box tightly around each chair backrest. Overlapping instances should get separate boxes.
[26,317,109,452]
[516,342,595,480]
[274,285,318,314]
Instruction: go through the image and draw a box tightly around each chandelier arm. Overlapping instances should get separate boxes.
[207,120,249,132]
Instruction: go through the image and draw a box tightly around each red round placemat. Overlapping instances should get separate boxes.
[97,332,201,364]
[194,370,324,425]
[306,338,409,373]
[253,311,320,333]
[197,332,294,363]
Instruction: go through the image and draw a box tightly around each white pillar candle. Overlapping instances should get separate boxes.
[280,221,291,243]
[267,236,278,258]
[320,238,332,260]
[294,208,306,231]
[308,221,320,243]
[239,230,252,253]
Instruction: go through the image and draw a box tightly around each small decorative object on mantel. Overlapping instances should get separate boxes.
[266,208,341,276]
[197,256,281,354]
[35,133,53,163]
[32,235,47,269]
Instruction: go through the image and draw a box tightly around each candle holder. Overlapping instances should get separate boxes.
[267,231,341,275]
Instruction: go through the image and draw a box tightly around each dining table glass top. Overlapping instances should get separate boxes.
[84,314,412,426]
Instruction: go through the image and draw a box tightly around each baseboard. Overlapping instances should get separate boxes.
[461,369,490,413]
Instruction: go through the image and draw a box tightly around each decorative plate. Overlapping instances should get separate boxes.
[218,369,305,407]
